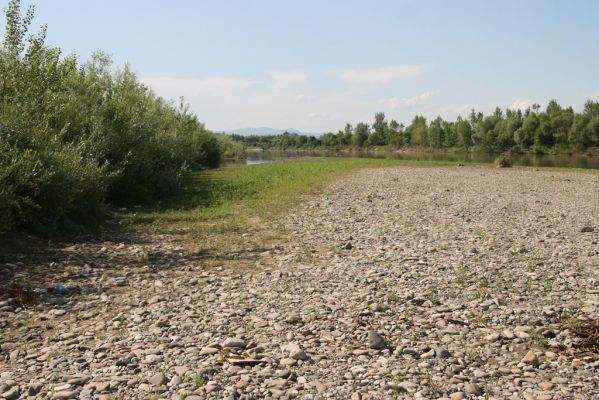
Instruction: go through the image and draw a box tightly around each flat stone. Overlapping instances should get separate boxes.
[398,381,418,391]
[2,387,20,400]
[94,382,111,392]
[53,391,77,399]
[28,383,43,396]
[222,338,246,349]
[290,349,309,361]
[521,350,540,366]
[170,375,182,387]
[403,347,420,357]
[367,331,386,349]
[279,357,297,366]
[149,372,167,386]
[539,381,554,390]
[436,348,451,359]
[66,375,91,386]
[200,346,219,356]
[502,329,515,339]
[464,383,482,396]
[54,384,71,392]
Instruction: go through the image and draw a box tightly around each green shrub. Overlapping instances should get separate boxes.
[0,136,108,232]
[215,133,246,161]
[0,0,239,235]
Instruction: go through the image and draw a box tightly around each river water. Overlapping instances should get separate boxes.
[245,150,599,169]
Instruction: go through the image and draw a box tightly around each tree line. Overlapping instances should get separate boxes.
[0,0,243,235]
[230,101,599,153]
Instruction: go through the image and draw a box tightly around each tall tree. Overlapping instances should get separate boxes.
[368,112,387,146]
[406,115,428,146]
[455,117,473,148]
[343,123,353,145]
[387,119,402,147]
[353,122,369,147]
[428,117,445,148]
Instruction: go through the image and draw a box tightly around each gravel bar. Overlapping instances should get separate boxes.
[1,166,598,400]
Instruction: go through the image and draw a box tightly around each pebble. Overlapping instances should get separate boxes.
[539,381,554,390]
[521,350,540,366]
[222,338,246,349]
[53,390,77,399]
[149,372,167,386]
[464,383,483,396]
[199,346,219,355]
[367,331,386,349]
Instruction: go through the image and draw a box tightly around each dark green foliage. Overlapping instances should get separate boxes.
[387,119,403,146]
[0,0,239,235]
[353,123,370,147]
[406,116,428,147]
[368,112,387,146]
[428,117,445,148]
[455,117,473,148]
[230,102,599,153]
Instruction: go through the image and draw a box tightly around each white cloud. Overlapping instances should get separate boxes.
[510,98,534,110]
[143,73,434,132]
[589,92,599,101]
[142,76,259,94]
[271,69,307,87]
[335,65,423,84]
[389,91,432,109]
[308,112,328,119]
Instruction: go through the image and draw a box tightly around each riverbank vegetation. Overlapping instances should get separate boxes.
[0,0,242,236]
[229,101,599,154]
[126,157,456,263]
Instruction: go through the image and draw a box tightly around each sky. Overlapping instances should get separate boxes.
[8,0,599,133]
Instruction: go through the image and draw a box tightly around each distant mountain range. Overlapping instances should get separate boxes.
[224,127,321,136]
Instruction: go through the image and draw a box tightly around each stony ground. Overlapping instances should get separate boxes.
[1,166,598,400]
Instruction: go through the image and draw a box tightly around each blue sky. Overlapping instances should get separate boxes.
[10,0,599,132]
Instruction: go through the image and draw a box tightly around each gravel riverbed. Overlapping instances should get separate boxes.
[1,166,598,400]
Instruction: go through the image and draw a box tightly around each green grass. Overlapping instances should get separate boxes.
[123,157,461,265]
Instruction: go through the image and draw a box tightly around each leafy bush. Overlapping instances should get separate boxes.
[0,0,236,235]
[215,133,246,161]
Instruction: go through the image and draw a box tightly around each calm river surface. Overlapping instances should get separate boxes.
[245,150,599,169]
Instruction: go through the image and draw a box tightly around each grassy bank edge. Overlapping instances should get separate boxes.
[120,158,470,266]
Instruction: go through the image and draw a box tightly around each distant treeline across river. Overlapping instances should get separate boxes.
[244,149,599,169]
[228,101,599,155]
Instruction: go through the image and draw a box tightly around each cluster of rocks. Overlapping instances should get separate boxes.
[0,166,597,399]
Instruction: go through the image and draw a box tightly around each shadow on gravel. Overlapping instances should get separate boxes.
[0,169,277,317]
[0,224,282,315]
[0,230,181,310]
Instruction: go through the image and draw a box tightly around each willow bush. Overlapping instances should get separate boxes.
[0,0,240,235]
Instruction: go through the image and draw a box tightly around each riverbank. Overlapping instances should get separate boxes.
[245,148,599,169]
[118,158,459,267]
[0,163,597,399]
[246,145,599,156]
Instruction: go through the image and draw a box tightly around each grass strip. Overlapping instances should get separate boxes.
[123,157,461,266]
